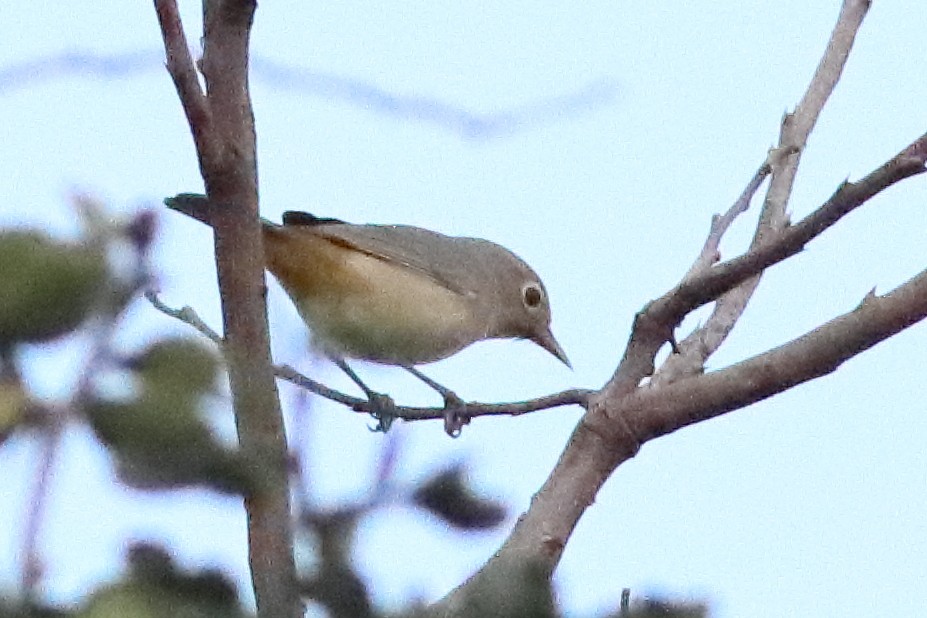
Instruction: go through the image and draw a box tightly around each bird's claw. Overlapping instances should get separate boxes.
[357,388,470,437]
[364,392,397,432]
[442,393,470,438]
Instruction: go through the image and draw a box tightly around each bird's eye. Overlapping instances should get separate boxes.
[522,284,543,308]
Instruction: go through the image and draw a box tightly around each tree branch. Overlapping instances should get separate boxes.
[436,3,927,614]
[655,0,871,387]
[607,127,926,402]
[759,0,870,241]
[279,364,591,421]
[153,1,300,616]
[617,269,927,443]
[655,158,773,385]
[153,0,213,163]
[439,141,927,611]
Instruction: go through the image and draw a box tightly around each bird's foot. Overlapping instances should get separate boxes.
[441,391,470,438]
[364,392,398,432]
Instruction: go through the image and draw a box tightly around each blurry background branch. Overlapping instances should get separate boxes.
[0,49,618,140]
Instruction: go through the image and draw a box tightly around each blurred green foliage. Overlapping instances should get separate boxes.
[85,338,261,494]
[0,230,108,345]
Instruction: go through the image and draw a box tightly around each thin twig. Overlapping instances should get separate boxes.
[153,0,213,159]
[273,364,360,408]
[19,412,62,598]
[683,160,773,281]
[655,159,774,386]
[759,0,871,238]
[0,49,617,140]
[145,289,224,345]
[698,132,927,304]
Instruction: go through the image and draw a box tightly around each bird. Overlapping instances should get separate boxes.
[165,193,569,434]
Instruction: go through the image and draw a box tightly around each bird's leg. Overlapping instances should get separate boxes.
[403,366,464,407]
[334,358,396,432]
[403,366,469,437]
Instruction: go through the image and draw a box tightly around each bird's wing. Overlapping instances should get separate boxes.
[281,213,496,297]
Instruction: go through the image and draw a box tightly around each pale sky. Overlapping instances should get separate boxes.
[1,2,926,617]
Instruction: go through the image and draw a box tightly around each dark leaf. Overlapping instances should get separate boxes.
[79,541,246,618]
[413,466,506,531]
[300,566,373,618]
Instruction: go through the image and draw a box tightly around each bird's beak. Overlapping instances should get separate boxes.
[532,329,572,369]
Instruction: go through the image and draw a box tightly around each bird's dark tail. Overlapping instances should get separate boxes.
[163,193,218,227]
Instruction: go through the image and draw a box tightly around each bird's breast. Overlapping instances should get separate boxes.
[264,227,481,364]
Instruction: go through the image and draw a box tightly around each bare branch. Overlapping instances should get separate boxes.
[789,0,870,150]
[154,1,299,616]
[607,128,926,401]
[277,362,591,424]
[683,159,773,280]
[700,132,927,305]
[445,218,927,617]
[657,0,872,387]
[0,50,161,92]
[145,290,223,345]
[759,0,870,237]
[252,56,618,139]
[619,268,927,443]
[440,4,923,614]
[19,411,62,599]
[656,159,773,385]
[153,0,213,162]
